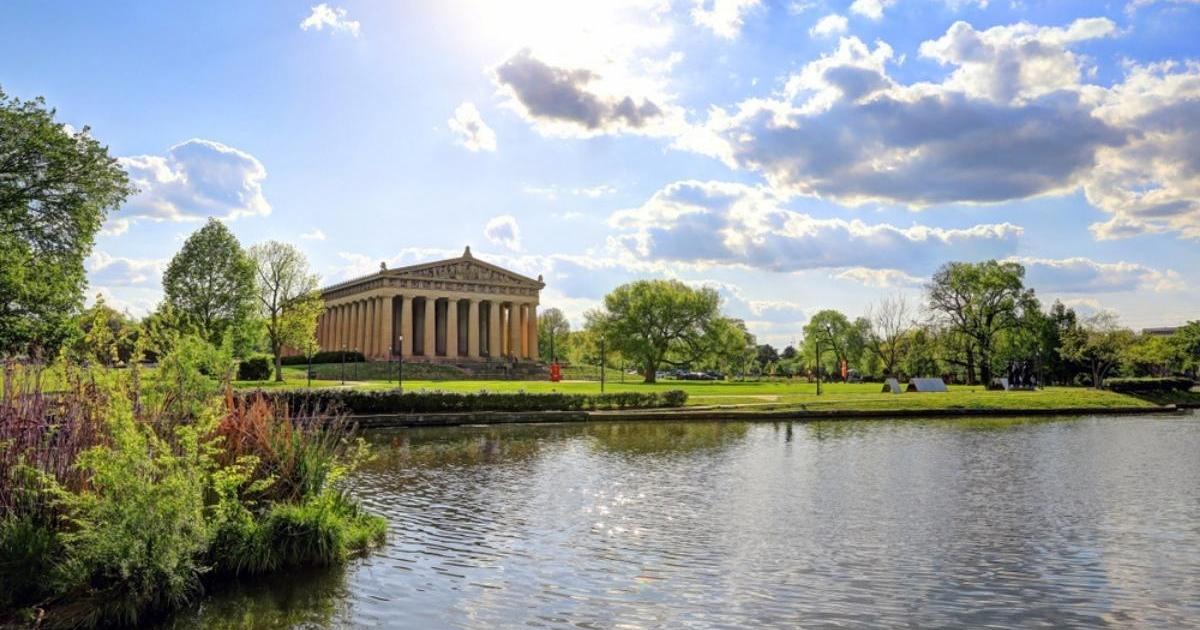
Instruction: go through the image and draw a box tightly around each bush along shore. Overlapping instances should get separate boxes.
[0,359,385,628]
[248,388,690,415]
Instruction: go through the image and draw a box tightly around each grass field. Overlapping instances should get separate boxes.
[15,364,1169,413]
[235,367,1160,412]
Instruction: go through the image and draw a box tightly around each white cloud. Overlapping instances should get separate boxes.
[689,24,1127,209]
[484,215,523,251]
[118,139,270,226]
[1007,256,1185,293]
[86,251,165,287]
[1085,61,1200,239]
[918,18,1116,104]
[299,229,326,241]
[447,102,497,152]
[849,0,896,20]
[835,267,925,288]
[300,4,360,37]
[691,0,761,39]
[810,14,849,37]
[494,49,682,138]
[524,183,617,199]
[609,180,1023,273]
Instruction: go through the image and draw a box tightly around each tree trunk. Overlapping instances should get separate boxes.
[965,348,976,385]
[273,341,284,382]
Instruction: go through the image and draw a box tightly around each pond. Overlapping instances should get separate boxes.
[166,413,1200,628]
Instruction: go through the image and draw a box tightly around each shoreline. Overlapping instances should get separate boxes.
[350,404,1184,429]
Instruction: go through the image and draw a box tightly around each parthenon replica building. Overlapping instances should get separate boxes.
[316,247,543,362]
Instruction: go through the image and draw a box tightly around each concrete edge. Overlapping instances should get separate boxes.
[349,404,1181,429]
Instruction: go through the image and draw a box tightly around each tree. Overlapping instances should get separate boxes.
[0,88,133,357]
[781,345,798,360]
[864,294,912,378]
[902,326,940,378]
[1123,334,1183,377]
[537,307,570,361]
[247,241,321,381]
[1170,321,1200,376]
[1060,312,1135,388]
[68,294,138,366]
[702,318,756,378]
[163,218,256,349]
[802,310,862,381]
[755,344,779,368]
[926,260,1037,385]
[586,280,722,383]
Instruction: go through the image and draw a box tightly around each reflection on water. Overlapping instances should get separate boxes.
[169,414,1200,628]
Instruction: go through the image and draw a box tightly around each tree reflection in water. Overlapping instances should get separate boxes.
[159,565,351,629]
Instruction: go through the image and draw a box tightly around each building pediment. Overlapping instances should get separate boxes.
[392,258,541,288]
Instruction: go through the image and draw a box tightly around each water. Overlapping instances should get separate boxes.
[168,414,1200,628]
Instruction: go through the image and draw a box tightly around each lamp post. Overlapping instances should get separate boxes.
[340,344,347,385]
[599,337,606,394]
[397,336,404,393]
[387,345,393,384]
[815,337,822,396]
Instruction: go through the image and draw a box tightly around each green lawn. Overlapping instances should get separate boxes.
[238,367,1159,412]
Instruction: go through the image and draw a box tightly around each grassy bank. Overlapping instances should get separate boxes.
[0,361,385,628]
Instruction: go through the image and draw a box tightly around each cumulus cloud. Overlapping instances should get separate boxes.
[524,184,616,199]
[494,50,672,137]
[299,229,326,241]
[810,14,849,37]
[690,21,1130,209]
[86,251,165,287]
[609,180,1022,273]
[484,215,523,251]
[447,102,497,152]
[118,139,270,225]
[1084,61,1200,239]
[1008,256,1184,293]
[918,18,1116,104]
[849,0,896,20]
[299,4,360,37]
[692,0,761,38]
[835,267,925,288]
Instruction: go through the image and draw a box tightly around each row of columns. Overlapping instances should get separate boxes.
[315,294,539,361]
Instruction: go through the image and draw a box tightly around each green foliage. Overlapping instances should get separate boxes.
[163,218,257,351]
[586,280,723,383]
[1169,321,1200,373]
[237,355,273,381]
[247,241,321,381]
[253,388,689,414]
[802,310,864,379]
[1060,313,1136,388]
[0,515,61,610]
[538,307,571,361]
[927,260,1038,384]
[280,350,365,365]
[1105,377,1194,393]
[0,87,133,358]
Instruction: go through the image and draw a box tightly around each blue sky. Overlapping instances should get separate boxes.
[3,0,1198,346]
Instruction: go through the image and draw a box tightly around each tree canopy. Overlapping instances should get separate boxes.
[585,280,724,383]
[0,88,132,357]
[926,260,1037,385]
[537,307,570,361]
[247,241,320,381]
[163,218,256,349]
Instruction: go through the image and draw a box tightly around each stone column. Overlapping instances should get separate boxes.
[467,299,480,358]
[488,300,502,358]
[346,302,356,353]
[333,305,343,350]
[527,304,538,361]
[423,297,436,357]
[446,298,459,358]
[380,295,394,359]
[508,302,522,360]
[363,298,374,359]
[399,295,412,358]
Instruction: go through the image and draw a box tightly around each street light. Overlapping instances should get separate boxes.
[599,337,606,394]
[815,337,822,396]
[397,336,404,393]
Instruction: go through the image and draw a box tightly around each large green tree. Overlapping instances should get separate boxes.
[1060,312,1135,388]
[247,241,321,381]
[586,280,722,383]
[926,260,1037,385]
[1170,321,1200,375]
[0,88,132,357]
[802,309,864,381]
[537,307,570,362]
[162,218,256,349]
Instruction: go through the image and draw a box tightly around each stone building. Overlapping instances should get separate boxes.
[316,247,543,362]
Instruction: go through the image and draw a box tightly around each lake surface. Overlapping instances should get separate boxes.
[167,413,1200,628]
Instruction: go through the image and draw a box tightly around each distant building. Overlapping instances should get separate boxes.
[316,247,544,362]
[1142,327,1181,337]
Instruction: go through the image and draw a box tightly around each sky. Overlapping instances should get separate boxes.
[2,0,1198,347]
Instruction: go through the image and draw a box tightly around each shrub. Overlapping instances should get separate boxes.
[237,356,273,381]
[1106,377,1194,393]
[246,389,690,415]
[280,351,364,366]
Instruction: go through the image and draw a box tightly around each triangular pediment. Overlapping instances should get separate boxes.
[390,257,542,287]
